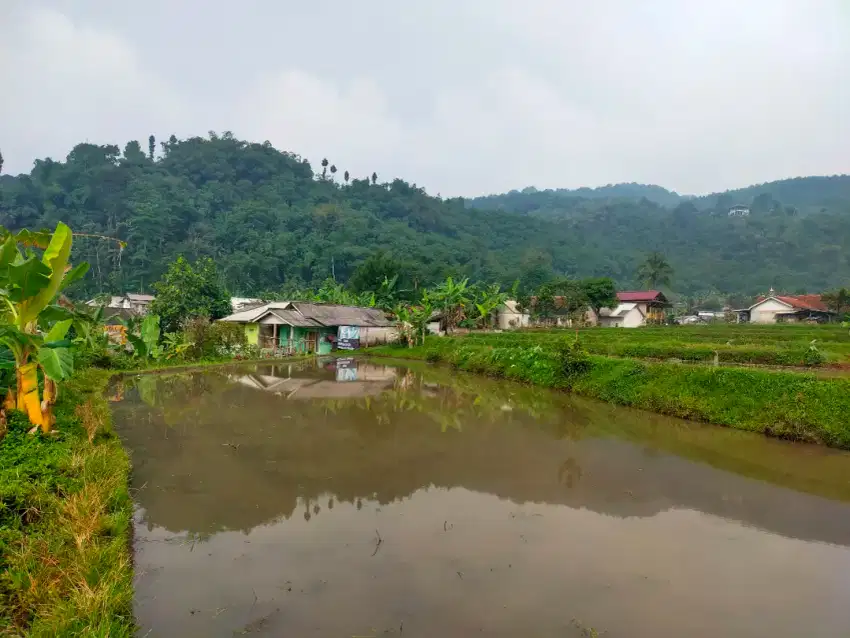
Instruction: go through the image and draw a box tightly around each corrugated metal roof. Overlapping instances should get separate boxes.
[219,306,270,322]
[617,291,667,303]
[264,309,324,327]
[751,294,831,313]
[218,301,393,326]
[292,303,393,327]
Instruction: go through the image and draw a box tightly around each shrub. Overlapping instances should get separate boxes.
[556,338,592,378]
[210,321,247,352]
[183,317,247,359]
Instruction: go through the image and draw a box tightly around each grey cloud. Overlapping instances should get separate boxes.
[1,0,847,196]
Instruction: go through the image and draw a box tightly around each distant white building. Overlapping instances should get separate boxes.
[728,205,750,217]
[230,297,264,312]
[735,290,834,324]
[497,300,530,330]
[87,293,154,316]
[596,291,670,328]
[597,302,646,328]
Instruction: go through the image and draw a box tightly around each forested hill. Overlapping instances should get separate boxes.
[1,134,849,298]
[469,175,850,215]
[471,183,684,209]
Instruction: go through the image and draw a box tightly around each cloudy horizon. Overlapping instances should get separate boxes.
[1,0,847,197]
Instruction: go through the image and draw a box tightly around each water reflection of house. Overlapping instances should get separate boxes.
[219,301,396,354]
[232,361,397,399]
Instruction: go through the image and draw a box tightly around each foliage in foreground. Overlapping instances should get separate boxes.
[373,339,850,449]
[0,369,133,636]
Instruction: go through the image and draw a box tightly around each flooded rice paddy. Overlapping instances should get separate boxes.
[110,358,850,637]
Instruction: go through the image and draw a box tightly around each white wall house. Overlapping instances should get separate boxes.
[737,292,834,324]
[596,291,669,328]
[597,302,646,328]
[497,300,530,330]
[749,298,794,324]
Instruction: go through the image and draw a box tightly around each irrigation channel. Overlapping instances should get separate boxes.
[110,358,850,637]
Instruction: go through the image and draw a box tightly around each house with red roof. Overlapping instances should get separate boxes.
[597,291,670,328]
[736,289,835,324]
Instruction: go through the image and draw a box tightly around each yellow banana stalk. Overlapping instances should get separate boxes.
[41,377,57,433]
[18,362,44,428]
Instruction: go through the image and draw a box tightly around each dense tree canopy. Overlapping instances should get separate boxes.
[148,256,231,333]
[0,133,848,299]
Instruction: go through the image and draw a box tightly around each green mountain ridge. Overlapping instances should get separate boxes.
[471,175,850,214]
[0,134,848,298]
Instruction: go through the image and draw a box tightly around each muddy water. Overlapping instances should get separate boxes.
[111,358,850,637]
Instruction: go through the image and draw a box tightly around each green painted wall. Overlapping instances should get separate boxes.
[245,323,259,346]
[286,326,336,354]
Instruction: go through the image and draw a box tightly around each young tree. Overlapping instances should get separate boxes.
[637,252,673,289]
[822,288,850,318]
[581,277,617,317]
[149,257,231,333]
[472,284,508,329]
[371,171,378,185]
[330,164,338,179]
[321,158,329,179]
[343,170,350,184]
[0,148,4,174]
[148,135,156,160]
[348,252,404,294]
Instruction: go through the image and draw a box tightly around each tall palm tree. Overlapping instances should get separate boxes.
[637,252,673,289]
[321,158,329,179]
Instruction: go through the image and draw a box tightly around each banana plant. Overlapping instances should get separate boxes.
[430,276,471,334]
[0,222,87,431]
[472,284,508,329]
[126,314,163,360]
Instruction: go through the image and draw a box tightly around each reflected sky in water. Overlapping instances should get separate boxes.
[112,358,850,637]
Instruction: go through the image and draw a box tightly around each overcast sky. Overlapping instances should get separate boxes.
[1,0,847,196]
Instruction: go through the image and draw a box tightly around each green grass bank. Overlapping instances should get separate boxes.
[370,340,850,449]
[0,369,133,637]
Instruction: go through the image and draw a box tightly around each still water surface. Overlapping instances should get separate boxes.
[111,358,850,637]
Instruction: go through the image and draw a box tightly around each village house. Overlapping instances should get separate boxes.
[596,291,670,328]
[735,290,835,324]
[728,205,751,217]
[87,293,155,322]
[218,301,396,354]
[496,291,670,329]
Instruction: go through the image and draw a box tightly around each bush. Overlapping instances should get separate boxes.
[210,321,248,353]
[183,317,247,359]
[556,338,592,378]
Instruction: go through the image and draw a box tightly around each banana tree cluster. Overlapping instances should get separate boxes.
[0,223,89,432]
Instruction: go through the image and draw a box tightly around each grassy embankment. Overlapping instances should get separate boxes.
[463,324,850,366]
[0,354,311,635]
[0,369,133,637]
[371,335,850,449]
